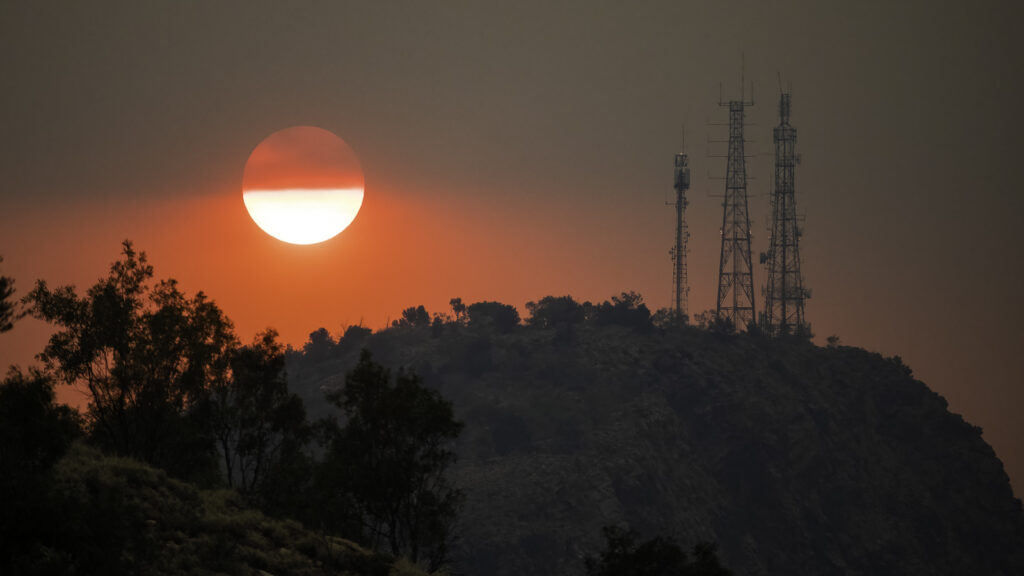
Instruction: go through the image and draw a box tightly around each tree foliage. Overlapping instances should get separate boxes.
[0,369,81,481]
[4,243,474,573]
[525,295,586,328]
[25,241,235,482]
[303,327,335,360]
[343,323,373,342]
[652,307,689,329]
[449,297,467,324]
[594,291,652,329]
[325,350,464,571]
[467,300,520,333]
[585,526,731,576]
[0,368,82,574]
[692,311,735,336]
[394,305,431,329]
[0,256,15,333]
[10,443,418,576]
[209,329,309,497]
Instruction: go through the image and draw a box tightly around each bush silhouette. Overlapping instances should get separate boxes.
[585,526,731,576]
[467,300,520,333]
[526,295,585,328]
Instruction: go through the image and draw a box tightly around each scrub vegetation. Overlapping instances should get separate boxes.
[287,293,1024,575]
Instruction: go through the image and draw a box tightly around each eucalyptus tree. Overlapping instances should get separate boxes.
[26,241,236,482]
[325,349,464,571]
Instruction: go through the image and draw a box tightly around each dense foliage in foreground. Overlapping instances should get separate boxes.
[0,365,428,575]
[1,245,461,574]
[4,438,426,575]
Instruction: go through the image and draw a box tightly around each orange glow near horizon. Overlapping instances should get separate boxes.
[0,185,644,391]
[242,126,365,244]
[3,183,1022,492]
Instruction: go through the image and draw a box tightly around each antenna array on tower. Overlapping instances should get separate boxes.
[715,87,756,328]
[664,69,810,335]
[761,90,809,337]
[670,145,691,317]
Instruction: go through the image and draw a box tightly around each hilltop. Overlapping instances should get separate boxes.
[286,308,1024,576]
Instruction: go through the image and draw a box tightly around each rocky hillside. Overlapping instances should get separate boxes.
[287,320,1024,576]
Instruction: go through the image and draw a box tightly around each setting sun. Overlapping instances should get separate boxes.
[242,126,364,245]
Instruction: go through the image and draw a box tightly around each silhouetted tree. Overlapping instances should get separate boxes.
[0,368,81,479]
[342,323,373,343]
[526,295,585,328]
[25,241,234,482]
[0,256,15,333]
[449,297,467,324]
[585,526,731,576]
[394,305,431,328]
[595,291,652,329]
[467,300,520,333]
[652,307,689,329]
[0,368,82,573]
[301,419,363,537]
[303,327,335,360]
[325,350,464,571]
[209,329,309,496]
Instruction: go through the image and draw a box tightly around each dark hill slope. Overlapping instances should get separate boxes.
[287,323,1024,576]
[38,443,427,576]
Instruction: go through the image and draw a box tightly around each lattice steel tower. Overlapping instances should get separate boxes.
[763,90,809,337]
[670,148,690,316]
[716,91,756,328]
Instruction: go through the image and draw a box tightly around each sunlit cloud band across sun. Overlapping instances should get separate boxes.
[243,188,364,245]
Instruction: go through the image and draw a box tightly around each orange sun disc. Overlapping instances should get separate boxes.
[242,126,365,245]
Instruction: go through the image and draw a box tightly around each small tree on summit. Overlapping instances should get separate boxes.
[303,327,335,360]
[594,291,652,329]
[467,300,520,333]
[394,305,431,328]
[526,295,585,328]
[449,297,467,324]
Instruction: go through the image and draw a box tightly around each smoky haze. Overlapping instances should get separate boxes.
[0,0,1021,490]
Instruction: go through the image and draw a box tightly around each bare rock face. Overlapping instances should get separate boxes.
[288,323,1024,576]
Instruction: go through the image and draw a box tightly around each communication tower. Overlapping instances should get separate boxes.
[762,90,809,336]
[670,144,690,317]
[715,86,756,328]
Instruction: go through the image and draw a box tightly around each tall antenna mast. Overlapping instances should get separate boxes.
[762,88,809,337]
[715,71,756,329]
[670,126,691,317]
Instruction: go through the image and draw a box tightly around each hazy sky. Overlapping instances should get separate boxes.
[2,1,1022,489]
